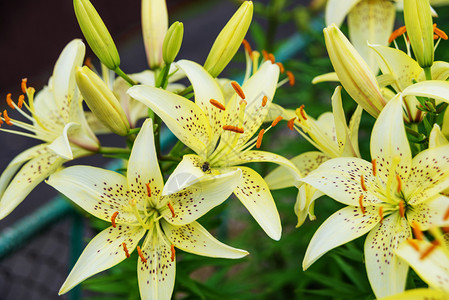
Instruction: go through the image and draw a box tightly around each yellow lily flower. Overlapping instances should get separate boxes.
[47,119,247,300]
[0,39,99,220]
[128,59,301,240]
[301,94,449,298]
[379,288,449,300]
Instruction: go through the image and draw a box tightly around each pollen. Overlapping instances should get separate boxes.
[371,159,377,177]
[242,39,253,57]
[122,242,130,258]
[6,93,15,110]
[262,50,269,61]
[406,239,420,252]
[287,118,296,130]
[170,244,176,262]
[286,71,295,86]
[433,24,448,40]
[167,202,176,218]
[360,175,367,192]
[276,62,285,74]
[358,195,366,214]
[396,174,402,193]
[262,96,268,107]
[3,110,12,126]
[231,81,246,99]
[412,221,424,240]
[256,129,265,149]
[399,201,405,218]
[223,125,244,133]
[388,26,407,43]
[210,99,226,110]
[145,182,152,197]
[21,78,28,94]
[18,95,24,109]
[268,53,275,64]
[420,241,440,260]
[379,206,384,223]
[137,246,147,263]
[111,211,119,228]
[271,116,283,127]
[297,105,307,120]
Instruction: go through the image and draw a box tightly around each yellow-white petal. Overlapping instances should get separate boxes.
[163,154,208,195]
[402,80,449,104]
[162,220,248,258]
[325,0,361,27]
[47,122,79,160]
[365,213,411,298]
[265,103,296,122]
[348,105,363,158]
[429,124,449,148]
[303,205,380,270]
[407,195,449,230]
[294,184,322,227]
[379,288,449,300]
[59,225,146,295]
[311,72,339,84]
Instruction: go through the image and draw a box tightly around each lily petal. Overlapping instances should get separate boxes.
[163,154,208,195]
[295,184,322,227]
[59,225,145,295]
[348,105,363,158]
[47,122,79,160]
[402,80,449,104]
[311,72,339,84]
[162,220,248,258]
[325,0,361,27]
[407,195,449,230]
[379,288,449,300]
[303,205,380,270]
[365,213,410,298]
[429,124,449,148]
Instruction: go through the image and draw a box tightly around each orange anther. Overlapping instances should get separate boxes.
[137,246,147,263]
[286,71,295,86]
[239,99,247,106]
[276,62,285,74]
[443,206,449,220]
[256,129,265,149]
[298,105,307,120]
[443,226,449,233]
[0,114,3,126]
[111,211,119,228]
[170,244,176,262]
[388,26,407,43]
[379,206,384,223]
[262,50,269,61]
[396,174,402,193]
[434,34,440,40]
[287,118,296,130]
[6,93,15,109]
[358,195,366,214]
[371,159,377,177]
[412,221,424,240]
[167,202,175,218]
[145,182,152,197]
[210,99,226,111]
[268,53,275,64]
[420,241,439,260]
[399,201,405,218]
[360,175,367,192]
[223,125,244,134]
[434,24,448,40]
[122,242,130,258]
[3,110,12,126]
[406,239,420,252]
[271,116,283,127]
[84,57,94,69]
[231,81,245,99]
[21,78,28,94]
[242,39,253,57]
[18,95,24,109]
[262,96,268,107]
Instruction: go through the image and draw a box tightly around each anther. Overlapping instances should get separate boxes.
[18,95,24,109]
[0,114,3,126]
[3,110,12,126]
[371,159,377,177]
[358,195,366,214]
[210,99,226,111]
[231,81,246,99]
[271,116,283,127]
[84,57,94,69]
[122,242,130,258]
[268,53,275,64]
[242,39,253,57]
[396,174,402,193]
[360,175,367,192]
[239,99,247,106]
[170,244,176,262]
[21,78,28,94]
[286,71,295,86]
[111,211,119,228]
[443,206,449,220]
[399,201,405,218]
[276,62,285,73]
[256,129,265,149]
[262,50,269,61]
[6,94,15,110]
[298,105,307,120]
[223,125,244,134]
[388,26,407,43]
[406,239,420,252]
[145,182,152,197]
[412,221,424,240]
[420,241,440,260]
[433,24,448,40]
[379,207,384,223]
[137,246,147,263]
[261,96,268,107]
[167,202,175,218]
[287,118,296,130]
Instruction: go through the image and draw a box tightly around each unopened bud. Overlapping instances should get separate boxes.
[204,1,253,77]
[73,0,121,70]
[76,66,130,136]
[163,22,184,64]
[142,0,168,69]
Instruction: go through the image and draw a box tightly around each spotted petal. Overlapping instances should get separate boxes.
[59,225,145,295]
[162,220,248,258]
[407,195,449,230]
[365,213,411,298]
[303,205,381,270]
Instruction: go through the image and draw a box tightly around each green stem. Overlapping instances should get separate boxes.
[114,67,138,86]
[178,85,193,97]
[424,67,432,81]
[158,155,181,162]
[98,147,131,155]
[405,126,421,138]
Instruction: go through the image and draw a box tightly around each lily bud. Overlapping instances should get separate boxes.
[323,24,386,117]
[204,1,253,77]
[442,106,449,139]
[163,22,184,65]
[76,66,130,136]
[73,0,120,70]
[142,0,168,69]
[404,0,434,68]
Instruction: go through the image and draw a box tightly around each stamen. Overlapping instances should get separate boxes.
[84,57,94,69]
[231,81,246,99]
[420,241,440,260]
[388,26,407,43]
[268,53,275,64]
[262,96,268,107]
[298,105,307,120]
[412,221,424,240]
[371,159,377,176]
[242,39,253,57]
[406,239,420,252]
[223,125,244,133]
[434,24,448,40]
[434,34,439,40]
[210,99,226,111]
[3,110,12,126]
[399,201,405,218]
[6,94,15,109]
[18,95,24,109]
[396,174,402,193]
[167,202,175,218]
[360,175,367,191]
[239,99,247,106]
[262,50,269,61]
[0,114,3,126]
[122,242,130,258]
[170,244,176,262]
[358,195,366,214]
[286,71,295,86]
[379,207,384,223]
[21,78,28,94]
[145,182,152,197]
[276,62,285,74]
[111,211,119,228]
[443,206,449,220]
[271,116,283,127]
[256,129,265,149]
[287,118,295,130]
[137,246,147,263]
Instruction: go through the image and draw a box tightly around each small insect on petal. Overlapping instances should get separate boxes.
[371,159,377,177]
[360,175,367,192]
[6,94,15,110]
[3,110,12,126]
[271,116,283,127]
[286,71,295,86]
[388,26,407,43]
[287,118,296,130]
[420,240,440,260]
[137,246,147,263]
[407,239,420,252]
[223,125,244,133]
[210,99,226,111]
[256,129,265,149]
[145,182,152,197]
[167,202,176,218]
[412,221,424,240]
[261,96,268,107]
[21,78,28,94]
[170,244,176,262]
[231,81,246,99]
[122,242,130,258]
[358,195,366,214]
[276,62,285,74]
[111,211,119,228]
[242,39,253,57]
